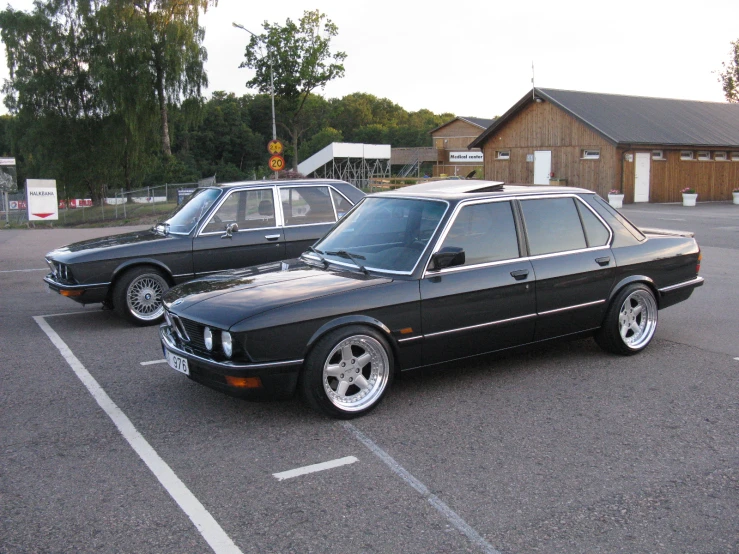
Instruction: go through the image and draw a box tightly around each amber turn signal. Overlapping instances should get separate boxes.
[60,289,83,297]
[225,376,262,389]
[697,250,702,274]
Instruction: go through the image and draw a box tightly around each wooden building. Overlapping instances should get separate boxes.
[469,88,739,203]
[430,116,495,177]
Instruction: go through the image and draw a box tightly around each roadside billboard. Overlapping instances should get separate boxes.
[26,179,59,221]
[0,158,18,193]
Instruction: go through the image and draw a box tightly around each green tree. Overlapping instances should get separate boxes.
[240,10,346,170]
[719,39,739,103]
[99,0,216,157]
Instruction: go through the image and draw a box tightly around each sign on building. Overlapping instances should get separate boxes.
[26,179,59,221]
[449,152,484,163]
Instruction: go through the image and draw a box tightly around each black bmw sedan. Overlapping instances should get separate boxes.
[43,179,363,324]
[159,180,704,418]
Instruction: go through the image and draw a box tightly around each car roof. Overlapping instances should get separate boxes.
[374,180,594,201]
[214,178,353,189]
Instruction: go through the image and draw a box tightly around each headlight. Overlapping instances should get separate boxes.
[221,331,232,358]
[204,327,213,350]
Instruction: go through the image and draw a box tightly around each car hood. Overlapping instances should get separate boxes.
[45,228,181,263]
[164,259,391,329]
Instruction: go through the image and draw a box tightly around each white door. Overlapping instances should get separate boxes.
[634,152,651,202]
[533,151,552,185]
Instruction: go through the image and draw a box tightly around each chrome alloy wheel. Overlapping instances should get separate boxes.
[322,335,390,412]
[618,289,658,350]
[126,274,166,321]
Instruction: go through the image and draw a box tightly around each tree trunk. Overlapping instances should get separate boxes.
[154,49,172,157]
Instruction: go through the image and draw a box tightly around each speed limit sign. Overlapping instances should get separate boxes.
[269,155,285,172]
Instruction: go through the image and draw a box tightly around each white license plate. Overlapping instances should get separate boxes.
[166,350,189,376]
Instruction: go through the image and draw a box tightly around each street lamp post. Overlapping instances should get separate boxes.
[233,22,277,143]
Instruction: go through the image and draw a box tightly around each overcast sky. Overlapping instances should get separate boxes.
[2,0,739,118]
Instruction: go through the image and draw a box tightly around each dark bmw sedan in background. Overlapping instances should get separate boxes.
[159,180,704,418]
[43,179,363,324]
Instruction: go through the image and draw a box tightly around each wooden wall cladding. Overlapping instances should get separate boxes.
[480,100,739,202]
[623,150,739,202]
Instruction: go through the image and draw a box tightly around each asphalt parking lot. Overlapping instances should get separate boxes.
[1,202,738,554]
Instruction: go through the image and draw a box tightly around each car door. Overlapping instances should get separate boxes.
[518,195,615,341]
[281,185,346,259]
[420,199,536,366]
[192,187,286,276]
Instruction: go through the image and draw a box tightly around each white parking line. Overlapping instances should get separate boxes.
[34,315,243,554]
[734,357,739,361]
[0,268,47,273]
[141,359,167,366]
[273,456,358,481]
[343,422,501,554]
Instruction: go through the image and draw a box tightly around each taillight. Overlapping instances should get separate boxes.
[696,250,702,274]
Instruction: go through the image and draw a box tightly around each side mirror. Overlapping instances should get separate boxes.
[428,247,465,271]
[220,222,239,239]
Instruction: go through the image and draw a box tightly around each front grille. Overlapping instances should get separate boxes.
[181,317,206,350]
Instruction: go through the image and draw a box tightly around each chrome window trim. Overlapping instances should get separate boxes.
[196,186,279,236]
[425,313,538,339]
[537,299,606,316]
[279,184,351,228]
[659,276,704,293]
[519,194,613,253]
[422,194,613,279]
[423,197,519,279]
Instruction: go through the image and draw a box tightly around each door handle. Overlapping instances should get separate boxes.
[510,269,529,280]
[264,234,281,241]
[595,256,611,267]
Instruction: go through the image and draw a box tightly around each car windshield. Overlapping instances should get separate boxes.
[164,188,223,234]
[313,197,447,273]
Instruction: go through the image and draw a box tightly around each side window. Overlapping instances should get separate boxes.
[201,189,275,234]
[281,186,335,226]
[520,198,587,255]
[331,188,353,219]
[575,201,610,247]
[440,201,519,266]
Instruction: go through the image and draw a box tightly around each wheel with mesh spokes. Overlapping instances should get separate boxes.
[595,284,658,355]
[113,266,169,325]
[300,325,393,418]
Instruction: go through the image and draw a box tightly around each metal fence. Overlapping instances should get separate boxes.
[1,181,205,226]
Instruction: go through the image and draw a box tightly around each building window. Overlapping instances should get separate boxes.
[697,151,711,161]
[680,151,694,160]
[652,150,665,160]
[714,151,728,161]
[582,149,600,159]
[495,150,510,160]
[732,152,739,161]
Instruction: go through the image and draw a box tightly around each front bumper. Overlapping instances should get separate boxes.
[43,274,110,304]
[159,324,303,399]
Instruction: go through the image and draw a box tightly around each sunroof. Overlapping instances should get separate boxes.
[466,184,504,193]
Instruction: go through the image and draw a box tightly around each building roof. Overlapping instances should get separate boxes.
[430,116,496,134]
[470,88,739,148]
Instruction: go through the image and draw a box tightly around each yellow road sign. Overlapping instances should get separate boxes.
[267,140,283,155]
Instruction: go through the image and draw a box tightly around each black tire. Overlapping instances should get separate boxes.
[300,325,394,419]
[595,283,658,355]
[113,266,169,326]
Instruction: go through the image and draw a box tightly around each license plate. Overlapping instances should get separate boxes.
[165,350,189,376]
